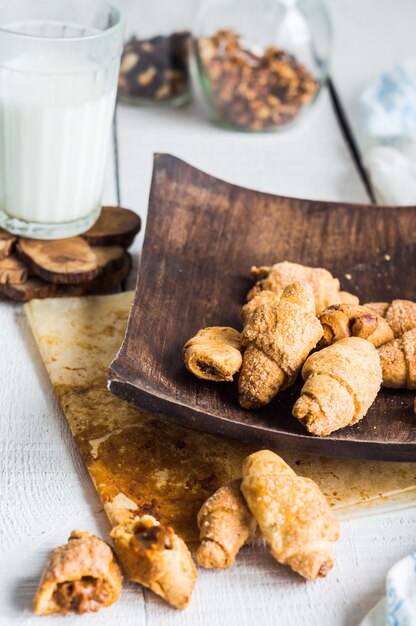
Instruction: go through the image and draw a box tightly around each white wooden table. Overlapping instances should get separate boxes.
[1,2,415,624]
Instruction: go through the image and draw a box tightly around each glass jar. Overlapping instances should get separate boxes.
[194,0,331,132]
[117,1,193,107]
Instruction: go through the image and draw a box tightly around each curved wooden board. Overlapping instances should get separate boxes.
[109,154,416,461]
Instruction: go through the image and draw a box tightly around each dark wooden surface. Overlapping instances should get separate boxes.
[109,154,416,461]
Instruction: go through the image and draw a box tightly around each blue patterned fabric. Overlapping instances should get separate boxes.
[360,59,416,204]
[358,553,416,626]
[361,59,416,139]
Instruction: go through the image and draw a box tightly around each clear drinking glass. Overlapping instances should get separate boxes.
[0,0,123,239]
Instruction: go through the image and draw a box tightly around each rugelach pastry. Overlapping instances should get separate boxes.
[111,515,197,610]
[292,337,382,436]
[318,303,394,348]
[247,261,358,313]
[196,479,257,569]
[338,291,360,305]
[33,530,122,615]
[183,326,242,381]
[241,290,281,326]
[365,299,416,337]
[241,451,340,580]
[377,328,416,389]
[238,281,323,408]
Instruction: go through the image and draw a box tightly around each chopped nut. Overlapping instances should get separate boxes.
[120,52,139,74]
[118,32,191,103]
[137,66,157,86]
[155,84,171,100]
[197,30,318,130]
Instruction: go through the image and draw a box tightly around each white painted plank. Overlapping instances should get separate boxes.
[0,301,145,624]
[328,0,416,156]
[117,86,368,243]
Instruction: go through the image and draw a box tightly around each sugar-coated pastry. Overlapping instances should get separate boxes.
[239,281,323,409]
[248,261,356,313]
[365,300,416,337]
[241,451,340,580]
[292,337,382,436]
[241,290,281,326]
[196,479,257,569]
[338,291,360,306]
[377,328,416,389]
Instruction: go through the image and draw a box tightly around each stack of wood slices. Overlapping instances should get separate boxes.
[0,207,141,302]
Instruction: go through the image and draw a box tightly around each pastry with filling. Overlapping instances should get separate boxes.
[292,337,382,436]
[241,450,340,580]
[111,515,197,610]
[196,479,257,569]
[247,261,358,313]
[365,299,416,337]
[241,290,281,326]
[377,328,416,389]
[183,326,242,381]
[33,530,122,615]
[318,303,394,348]
[238,281,323,408]
[338,291,360,306]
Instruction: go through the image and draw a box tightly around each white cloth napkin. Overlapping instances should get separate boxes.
[360,58,416,204]
[358,552,416,626]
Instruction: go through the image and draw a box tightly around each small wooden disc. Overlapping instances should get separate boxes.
[4,277,54,302]
[0,255,28,285]
[82,206,141,248]
[0,230,16,259]
[84,253,132,293]
[17,237,99,285]
[92,246,126,273]
[5,253,132,301]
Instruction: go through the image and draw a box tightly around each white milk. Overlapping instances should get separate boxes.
[0,51,117,224]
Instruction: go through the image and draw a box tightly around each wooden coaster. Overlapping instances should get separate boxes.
[17,237,100,284]
[0,255,28,285]
[83,206,141,247]
[0,206,140,301]
[0,230,16,259]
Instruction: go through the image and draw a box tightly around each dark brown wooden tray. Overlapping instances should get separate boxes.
[109,154,416,461]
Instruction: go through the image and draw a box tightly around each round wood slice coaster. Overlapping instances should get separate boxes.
[4,253,132,302]
[0,230,16,259]
[1,206,140,300]
[0,255,28,285]
[93,245,126,273]
[83,252,132,293]
[3,277,54,302]
[82,206,141,248]
[17,237,100,285]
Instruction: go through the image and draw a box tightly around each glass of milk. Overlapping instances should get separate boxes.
[0,0,123,239]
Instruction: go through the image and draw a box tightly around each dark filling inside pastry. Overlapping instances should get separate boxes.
[134,522,173,550]
[53,576,110,614]
[197,361,220,377]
